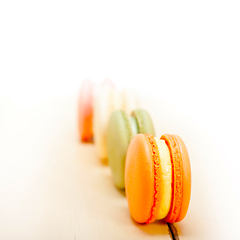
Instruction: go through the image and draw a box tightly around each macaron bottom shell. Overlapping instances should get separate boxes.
[161,134,183,223]
[171,135,191,222]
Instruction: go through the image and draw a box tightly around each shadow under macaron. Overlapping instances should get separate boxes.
[131,218,171,236]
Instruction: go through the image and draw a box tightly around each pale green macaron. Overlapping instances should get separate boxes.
[107,109,155,189]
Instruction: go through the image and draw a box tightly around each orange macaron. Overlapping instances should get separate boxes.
[125,133,191,224]
[78,78,115,142]
[78,79,94,142]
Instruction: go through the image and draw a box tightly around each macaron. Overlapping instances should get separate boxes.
[107,109,155,189]
[78,78,114,143]
[125,133,191,223]
[121,89,139,115]
[78,79,94,142]
[93,86,139,162]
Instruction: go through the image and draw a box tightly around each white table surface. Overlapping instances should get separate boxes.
[0,96,239,240]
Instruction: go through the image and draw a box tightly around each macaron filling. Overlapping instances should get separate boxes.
[129,116,139,136]
[154,138,172,220]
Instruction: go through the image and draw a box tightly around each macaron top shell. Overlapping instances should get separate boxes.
[107,110,134,189]
[125,134,158,223]
[78,79,94,142]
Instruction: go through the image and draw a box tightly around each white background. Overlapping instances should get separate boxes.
[0,0,240,207]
